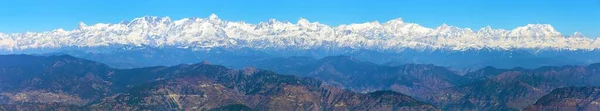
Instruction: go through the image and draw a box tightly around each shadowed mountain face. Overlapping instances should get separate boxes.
[40,46,600,70]
[428,64,600,110]
[525,86,600,111]
[241,56,600,110]
[0,55,437,111]
[4,54,600,110]
[246,56,464,97]
[0,55,116,105]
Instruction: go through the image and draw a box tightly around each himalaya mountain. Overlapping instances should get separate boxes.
[1,14,599,51]
[1,14,600,69]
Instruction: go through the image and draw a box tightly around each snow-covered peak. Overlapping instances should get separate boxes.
[571,32,585,38]
[435,24,471,35]
[267,19,278,24]
[478,26,493,32]
[297,18,310,26]
[130,16,157,23]
[438,23,450,28]
[337,21,381,32]
[208,13,219,20]
[477,26,508,34]
[78,22,87,29]
[0,14,598,52]
[126,16,172,27]
[206,14,223,24]
[474,26,506,40]
[386,18,405,24]
[510,24,561,38]
[52,28,66,33]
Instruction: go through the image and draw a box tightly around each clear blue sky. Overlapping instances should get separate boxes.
[1,0,599,37]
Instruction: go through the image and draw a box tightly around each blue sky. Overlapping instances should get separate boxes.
[1,0,599,37]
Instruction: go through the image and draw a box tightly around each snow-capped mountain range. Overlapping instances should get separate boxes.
[0,14,598,52]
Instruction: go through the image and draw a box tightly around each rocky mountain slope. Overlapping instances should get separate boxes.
[242,55,600,110]
[429,64,600,110]
[245,56,463,97]
[525,86,600,111]
[3,54,600,110]
[0,55,438,111]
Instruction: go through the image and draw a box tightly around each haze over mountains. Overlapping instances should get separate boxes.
[239,55,600,110]
[0,55,438,111]
[2,55,600,110]
[0,14,599,70]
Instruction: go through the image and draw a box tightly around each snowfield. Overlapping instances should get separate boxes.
[0,14,598,52]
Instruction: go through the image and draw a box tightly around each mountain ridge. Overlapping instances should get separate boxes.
[233,55,600,110]
[1,14,599,52]
[0,54,439,111]
[525,86,600,111]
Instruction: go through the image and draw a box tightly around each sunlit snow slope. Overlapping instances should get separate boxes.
[0,14,598,52]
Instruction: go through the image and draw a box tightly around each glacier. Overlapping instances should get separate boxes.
[0,14,598,52]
